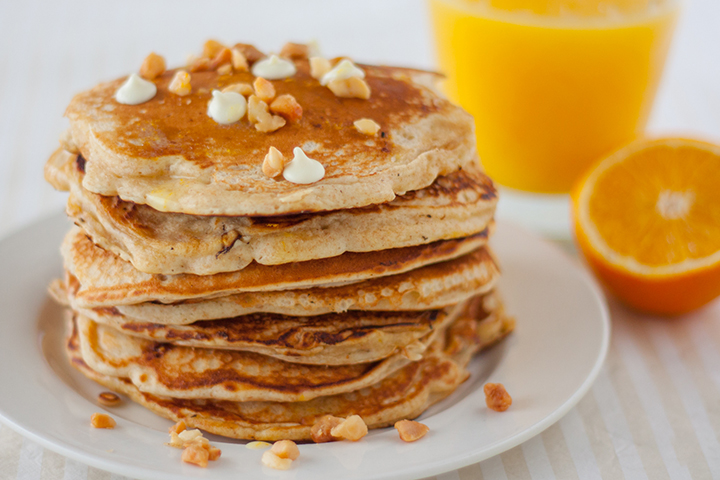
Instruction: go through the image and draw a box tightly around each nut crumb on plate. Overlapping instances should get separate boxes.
[246,441,272,450]
[90,413,116,429]
[262,450,293,470]
[168,420,186,434]
[182,443,209,468]
[270,440,300,460]
[187,56,211,73]
[97,391,121,407]
[330,414,368,441]
[484,383,512,412]
[394,420,429,442]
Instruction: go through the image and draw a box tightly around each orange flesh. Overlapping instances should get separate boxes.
[588,143,720,267]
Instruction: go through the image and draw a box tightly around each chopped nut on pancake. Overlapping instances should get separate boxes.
[354,118,380,135]
[207,48,232,71]
[139,53,165,80]
[222,82,253,96]
[269,94,302,121]
[328,77,371,99]
[231,48,249,71]
[248,95,286,132]
[202,39,226,59]
[168,70,191,96]
[280,42,309,60]
[253,77,275,103]
[309,56,331,80]
[232,43,264,64]
[262,147,285,178]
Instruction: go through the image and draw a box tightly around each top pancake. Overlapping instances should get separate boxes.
[65,50,477,216]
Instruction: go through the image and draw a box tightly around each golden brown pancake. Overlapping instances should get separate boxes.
[66,299,515,441]
[63,226,491,308]
[75,313,443,403]
[70,296,486,365]
[52,246,500,323]
[64,53,477,216]
[46,147,496,275]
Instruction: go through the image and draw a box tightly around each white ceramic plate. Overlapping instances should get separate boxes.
[0,213,609,480]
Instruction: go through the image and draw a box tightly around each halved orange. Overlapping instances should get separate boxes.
[572,138,720,315]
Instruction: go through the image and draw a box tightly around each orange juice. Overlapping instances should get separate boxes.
[429,0,678,193]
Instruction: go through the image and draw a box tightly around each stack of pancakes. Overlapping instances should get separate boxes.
[45,43,514,441]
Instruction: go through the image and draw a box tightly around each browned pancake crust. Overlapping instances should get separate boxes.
[64,226,491,308]
[65,57,477,215]
[66,301,515,441]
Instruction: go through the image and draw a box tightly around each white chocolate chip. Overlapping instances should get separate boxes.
[251,54,296,80]
[206,90,247,124]
[283,147,325,184]
[115,73,157,105]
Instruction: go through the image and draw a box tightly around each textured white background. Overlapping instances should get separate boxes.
[0,1,719,479]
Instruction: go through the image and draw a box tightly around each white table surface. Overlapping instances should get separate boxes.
[0,1,719,479]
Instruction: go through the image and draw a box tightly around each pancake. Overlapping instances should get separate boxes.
[65,50,477,216]
[46,147,496,275]
[54,246,499,323]
[69,295,480,365]
[74,312,445,403]
[66,300,515,441]
[63,226,490,308]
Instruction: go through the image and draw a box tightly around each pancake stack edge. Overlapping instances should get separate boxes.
[45,41,514,442]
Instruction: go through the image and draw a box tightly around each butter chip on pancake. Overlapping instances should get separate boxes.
[64,56,476,215]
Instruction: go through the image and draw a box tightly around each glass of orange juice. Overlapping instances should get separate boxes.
[428,0,679,195]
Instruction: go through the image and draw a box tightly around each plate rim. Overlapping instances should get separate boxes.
[0,212,610,480]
